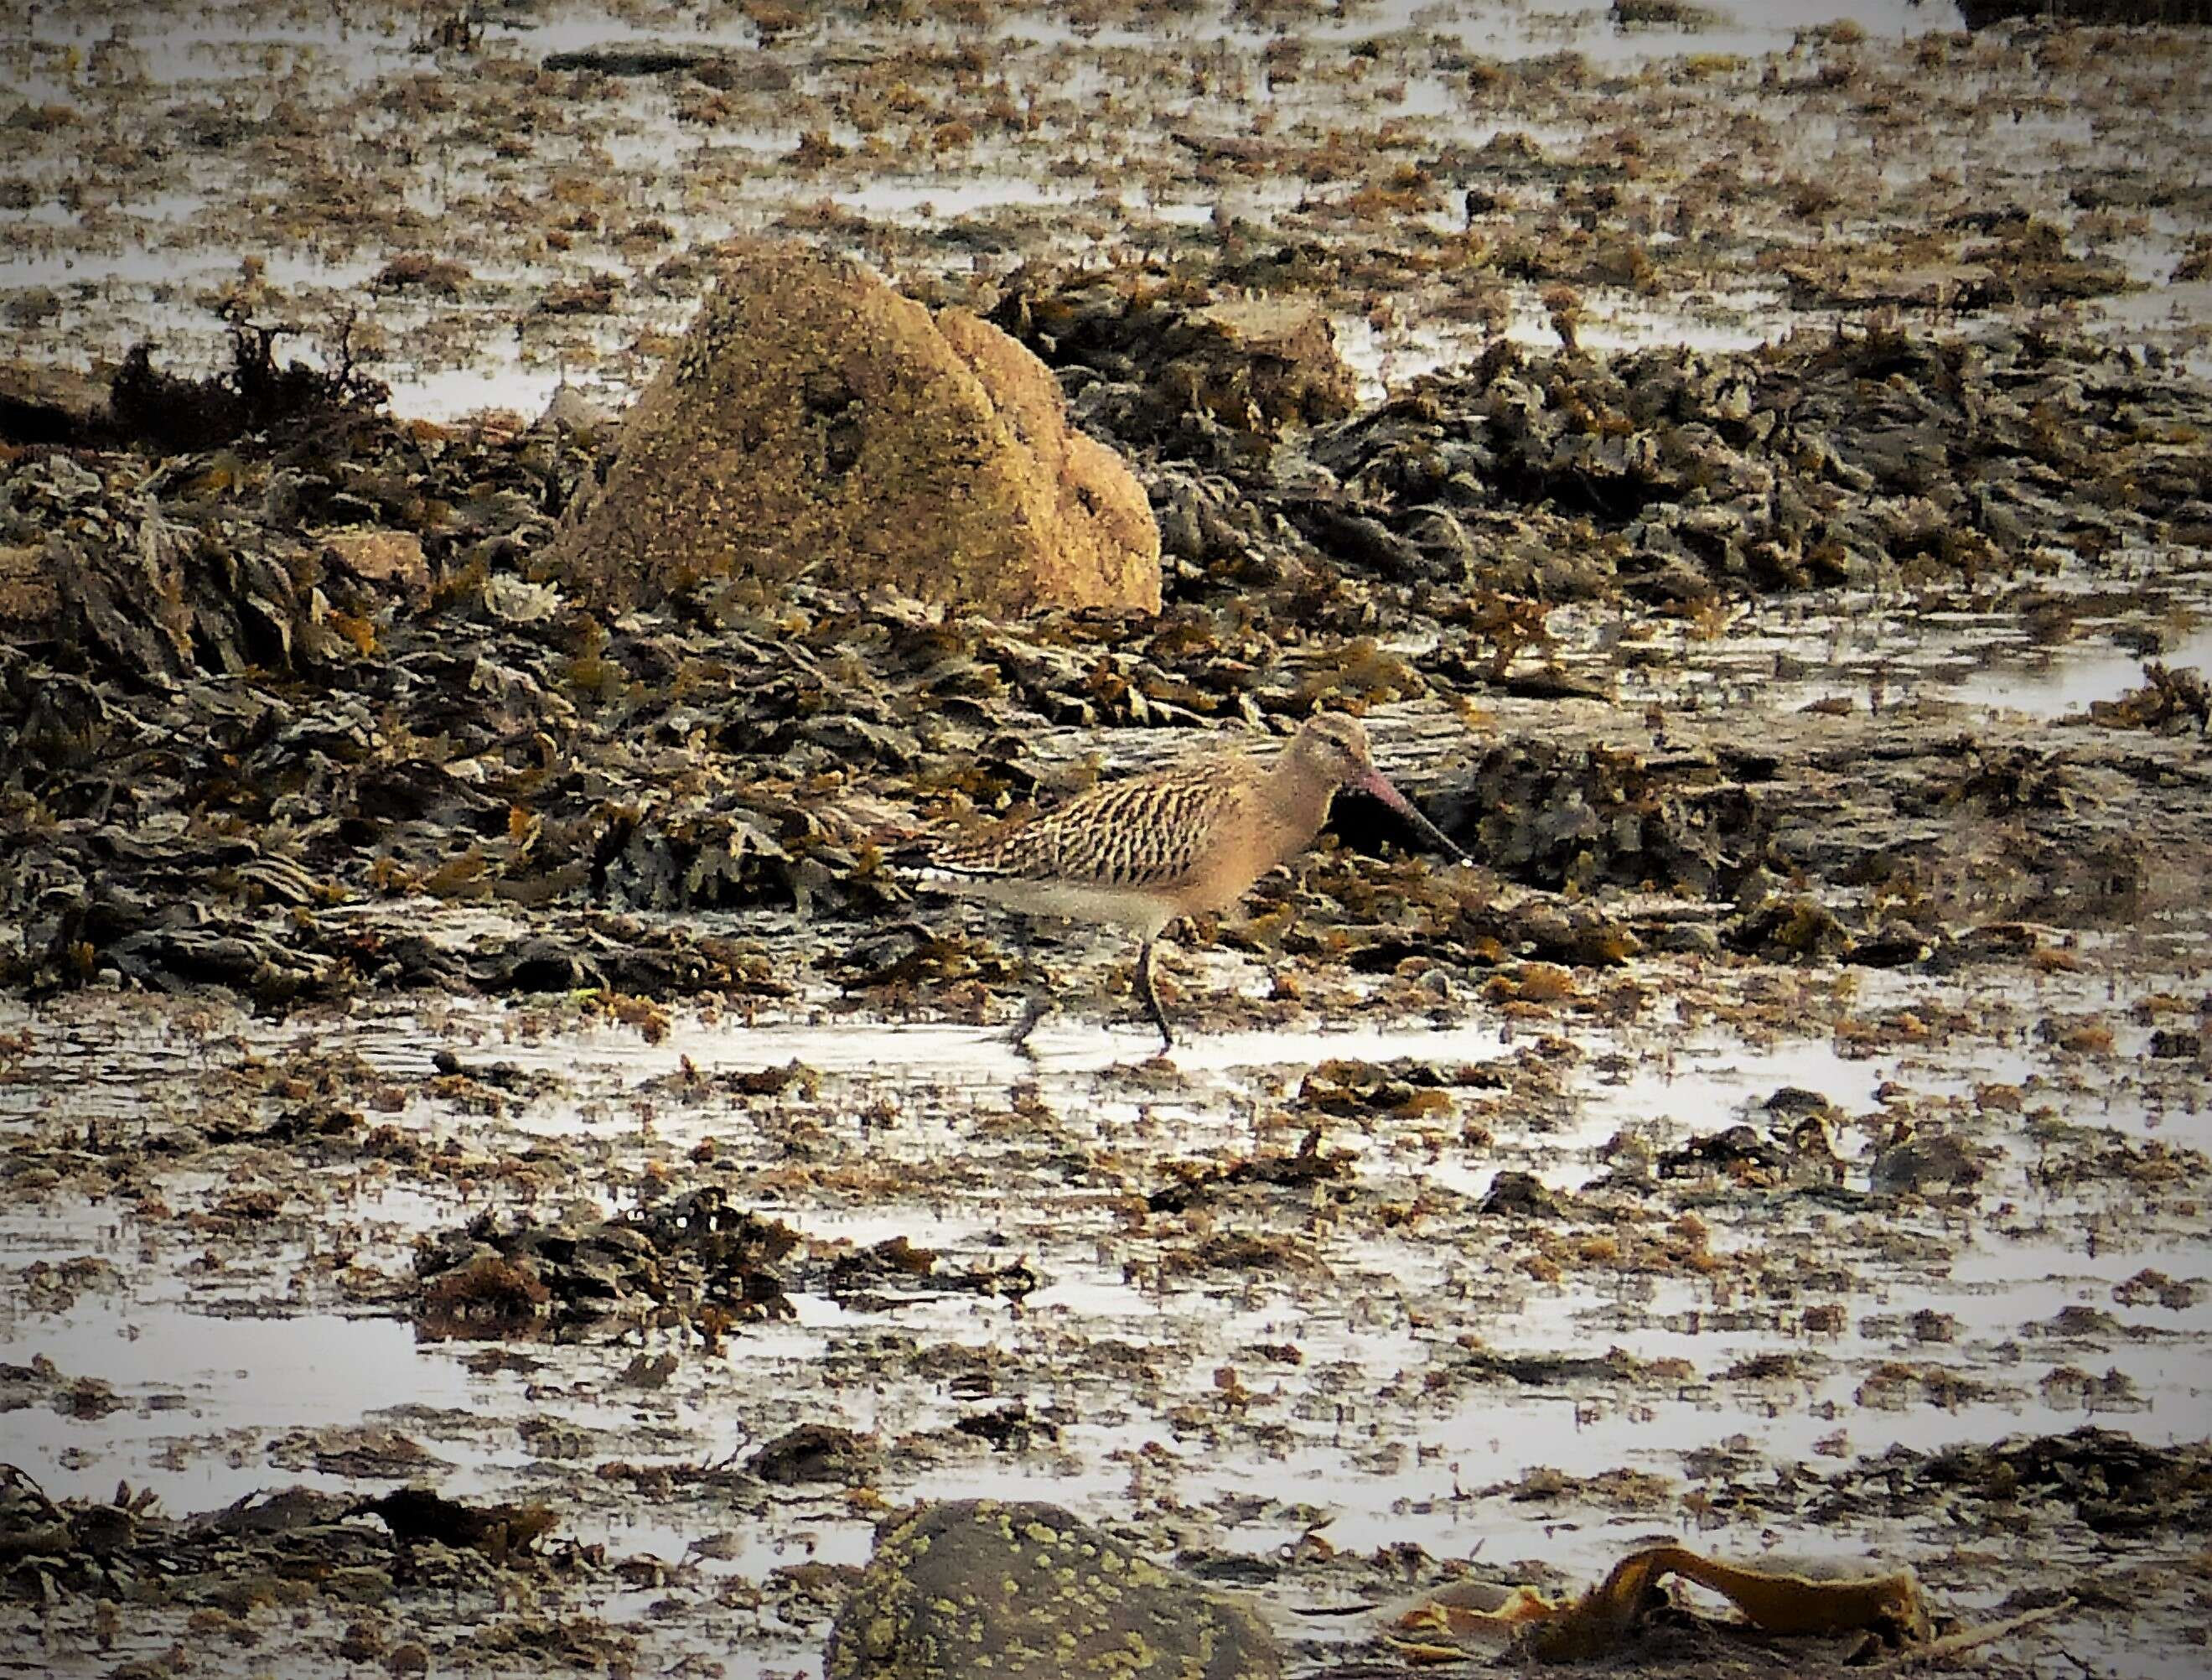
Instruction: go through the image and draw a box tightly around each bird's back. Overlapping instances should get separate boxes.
[930,760,1256,894]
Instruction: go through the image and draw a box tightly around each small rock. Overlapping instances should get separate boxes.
[1652,920,1722,957]
[1871,1130,1984,1197]
[0,359,113,443]
[2148,1029,2202,1060]
[1764,1086,1840,1121]
[536,383,616,433]
[1659,1124,1785,1178]
[324,530,429,602]
[338,1620,388,1660]
[1480,1169,1559,1217]
[1193,295,1360,428]
[482,575,563,625]
[0,542,58,629]
[747,1423,873,1486]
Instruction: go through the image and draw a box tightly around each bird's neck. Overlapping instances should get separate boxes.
[1260,751,1339,859]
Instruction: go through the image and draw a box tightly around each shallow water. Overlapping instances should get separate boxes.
[1952,622,2212,718]
[1620,573,2212,722]
[5,977,2203,1560]
[16,0,2188,432]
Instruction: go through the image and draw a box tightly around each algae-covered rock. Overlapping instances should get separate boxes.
[825,1498,1282,1680]
[546,243,1161,617]
[987,271,1359,455]
[0,542,56,633]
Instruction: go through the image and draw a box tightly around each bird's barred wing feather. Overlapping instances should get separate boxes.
[929,770,1239,891]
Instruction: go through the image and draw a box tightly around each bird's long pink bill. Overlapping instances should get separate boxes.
[1355,768,1471,863]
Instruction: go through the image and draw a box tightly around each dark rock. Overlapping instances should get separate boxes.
[951,1403,1058,1451]
[1658,1124,1785,1179]
[1961,0,2211,23]
[196,1487,355,1537]
[1650,920,1722,957]
[989,272,1357,456]
[346,1488,554,1556]
[1845,925,1936,968]
[2148,1029,2202,1060]
[542,46,725,76]
[747,1423,873,1486]
[1480,1169,1559,1217]
[825,1499,1282,1680]
[1871,1131,1986,1197]
[1764,1087,1840,1122]
[0,360,115,446]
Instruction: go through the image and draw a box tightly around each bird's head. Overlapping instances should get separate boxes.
[1290,712,1469,863]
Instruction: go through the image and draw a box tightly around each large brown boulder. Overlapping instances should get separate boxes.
[545,245,1161,616]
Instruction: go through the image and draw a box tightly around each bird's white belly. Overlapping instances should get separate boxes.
[924,871,1178,941]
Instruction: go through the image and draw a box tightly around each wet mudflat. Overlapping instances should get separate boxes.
[9,0,2212,409]
[5,0,2212,1676]
[4,961,2209,1677]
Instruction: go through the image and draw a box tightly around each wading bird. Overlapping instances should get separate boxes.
[913,713,1468,1048]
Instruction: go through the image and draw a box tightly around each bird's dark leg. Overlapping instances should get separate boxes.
[1006,992,1049,1059]
[1135,937,1174,1051]
[1003,917,1052,1060]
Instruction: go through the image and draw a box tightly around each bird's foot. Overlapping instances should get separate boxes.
[1135,940,1176,1055]
[1004,993,1053,1060]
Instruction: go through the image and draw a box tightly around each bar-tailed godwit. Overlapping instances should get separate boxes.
[914,713,1468,1047]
